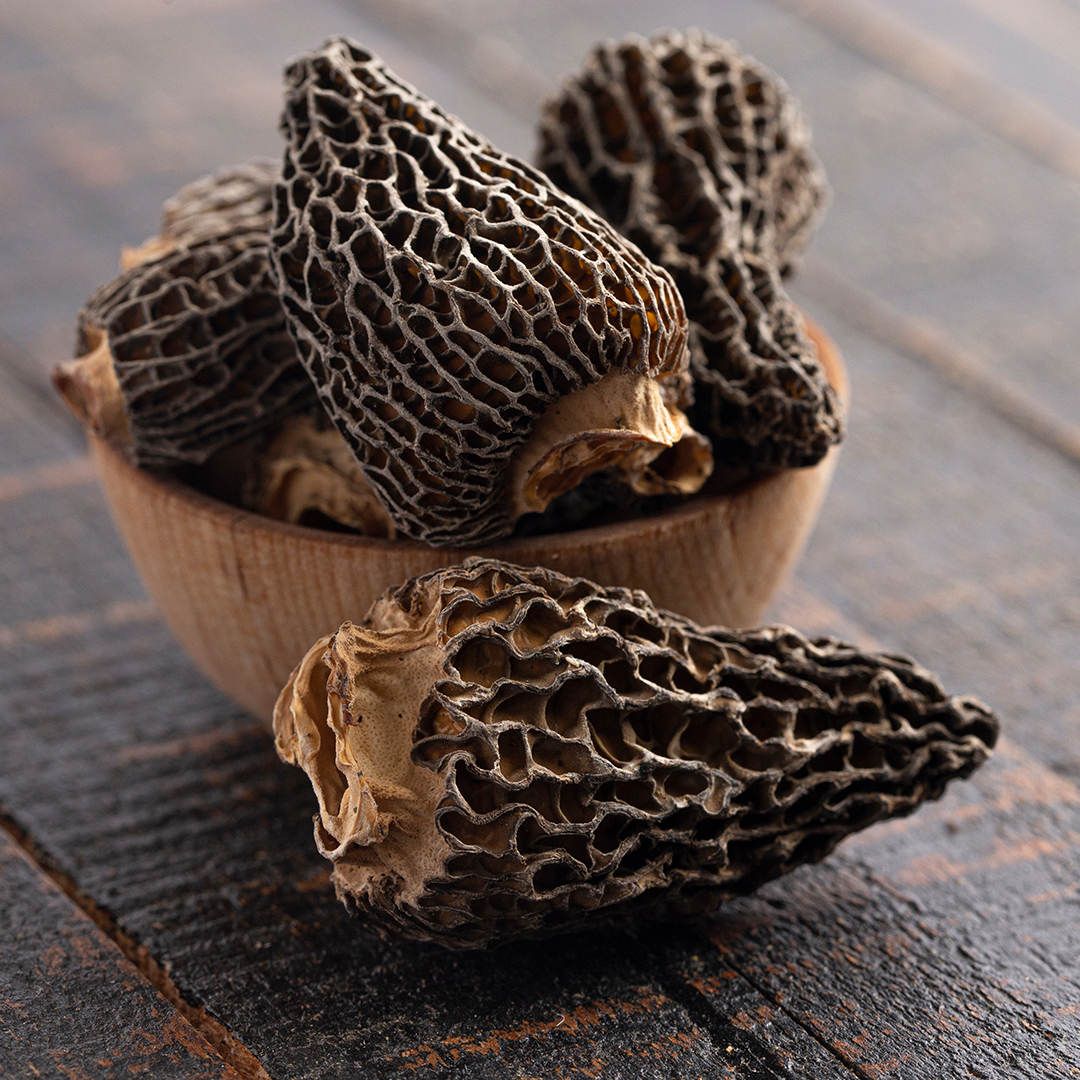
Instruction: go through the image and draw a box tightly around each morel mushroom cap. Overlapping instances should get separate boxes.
[537,30,844,471]
[54,163,317,468]
[275,559,998,948]
[120,161,286,270]
[271,38,708,547]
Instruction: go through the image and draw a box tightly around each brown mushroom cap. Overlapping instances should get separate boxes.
[55,163,317,468]
[271,38,707,547]
[537,30,843,472]
[274,559,998,948]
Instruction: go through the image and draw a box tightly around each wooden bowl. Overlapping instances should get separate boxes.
[90,321,848,721]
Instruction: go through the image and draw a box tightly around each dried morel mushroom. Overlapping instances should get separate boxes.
[54,162,317,467]
[537,30,843,471]
[271,38,710,547]
[157,161,289,253]
[275,559,997,948]
[246,407,706,538]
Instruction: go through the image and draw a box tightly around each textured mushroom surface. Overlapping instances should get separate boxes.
[160,162,289,251]
[274,560,998,948]
[271,38,704,546]
[537,30,843,471]
[55,163,316,467]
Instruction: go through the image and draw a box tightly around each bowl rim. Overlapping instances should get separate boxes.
[93,316,847,557]
[97,434,784,554]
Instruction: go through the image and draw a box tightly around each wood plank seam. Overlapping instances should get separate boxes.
[0,826,241,1079]
[708,958,883,1080]
[0,599,159,651]
[0,812,274,1080]
[649,956,866,1077]
[799,256,1080,467]
[770,0,1080,185]
[749,588,1080,1070]
[710,740,1080,1076]
[956,0,1080,71]
[0,454,97,503]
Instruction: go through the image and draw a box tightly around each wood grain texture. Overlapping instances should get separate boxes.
[771,0,1080,182]
[88,324,846,722]
[1,614,1076,1078]
[0,827,236,1080]
[0,340,84,473]
[709,739,1080,1078]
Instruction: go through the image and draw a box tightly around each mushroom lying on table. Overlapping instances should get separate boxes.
[275,559,998,948]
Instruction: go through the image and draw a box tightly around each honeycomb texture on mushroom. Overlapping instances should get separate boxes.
[158,161,285,249]
[274,559,998,948]
[536,30,843,471]
[74,163,316,467]
[270,38,696,546]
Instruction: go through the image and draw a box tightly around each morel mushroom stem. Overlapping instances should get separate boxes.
[277,620,449,901]
[243,412,396,536]
[275,559,998,948]
[52,327,132,450]
[506,371,712,520]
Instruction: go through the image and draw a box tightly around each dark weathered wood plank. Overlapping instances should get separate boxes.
[707,741,1080,1078]
[0,477,149,629]
[0,827,237,1080]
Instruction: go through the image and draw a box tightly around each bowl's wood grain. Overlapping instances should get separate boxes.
[91,320,848,721]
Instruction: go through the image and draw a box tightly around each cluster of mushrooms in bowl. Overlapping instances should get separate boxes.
[56,32,997,947]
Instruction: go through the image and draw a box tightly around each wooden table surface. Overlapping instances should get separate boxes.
[2,1,1079,1076]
